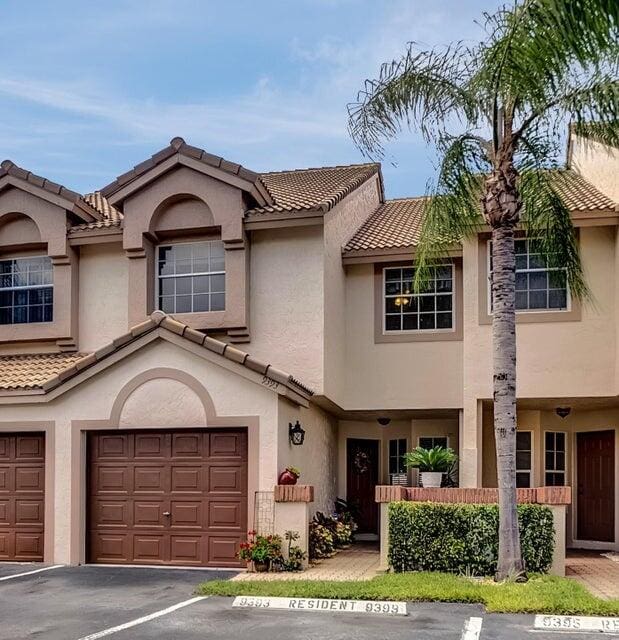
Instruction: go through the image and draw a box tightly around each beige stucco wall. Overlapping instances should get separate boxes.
[343,262,463,409]
[249,225,325,392]
[277,397,338,516]
[78,243,129,351]
[569,134,619,202]
[323,176,382,405]
[0,337,283,564]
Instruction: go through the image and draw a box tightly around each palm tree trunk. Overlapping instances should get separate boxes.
[491,222,524,580]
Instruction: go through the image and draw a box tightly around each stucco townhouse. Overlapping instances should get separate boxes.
[0,128,617,568]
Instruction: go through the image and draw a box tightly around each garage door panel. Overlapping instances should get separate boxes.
[15,500,43,525]
[134,466,167,493]
[15,436,44,460]
[92,466,129,494]
[88,429,247,566]
[95,434,130,459]
[171,433,202,458]
[135,433,168,458]
[133,534,166,562]
[14,532,43,560]
[0,434,45,562]
[208,535,244,566]
[208,432,246,459]
[15,467,44,492]
[208,500,243,530]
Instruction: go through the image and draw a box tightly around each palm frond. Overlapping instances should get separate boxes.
[347,43,479,157]
[413,134,487,291]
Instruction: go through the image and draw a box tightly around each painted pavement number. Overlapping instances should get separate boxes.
[232,596,408,616]
[535,615,619,634]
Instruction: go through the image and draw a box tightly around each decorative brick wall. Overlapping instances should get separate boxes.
[274,484,315,503]
[375,485,571,505]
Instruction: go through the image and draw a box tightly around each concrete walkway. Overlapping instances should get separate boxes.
[235,544,382,582]
[566,551,619,599]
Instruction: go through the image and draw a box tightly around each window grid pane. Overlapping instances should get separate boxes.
[490,239,568,312]
[516,431,532,488]
[0,257,53,325]
[544,431,566,486]
[157,241,225,313]
[384,264,454,332]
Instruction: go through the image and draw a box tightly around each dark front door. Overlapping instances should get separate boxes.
[577,430,615,542]
[346,438,379,535]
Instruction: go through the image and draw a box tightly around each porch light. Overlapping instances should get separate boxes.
[556,407,571,419]
[289,420,305,446]
[394,296,411,307]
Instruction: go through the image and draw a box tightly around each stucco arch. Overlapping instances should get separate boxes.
[109,368,218,428]
[150,193,215,236]
[0,212,42,247]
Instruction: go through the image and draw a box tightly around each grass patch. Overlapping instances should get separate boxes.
[198,572,619,616]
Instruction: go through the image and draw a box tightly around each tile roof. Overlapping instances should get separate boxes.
[248,163,380,217]
[344,171,617,254]
[0,312,313,400]
[100,136,264,199]
[69,192,123,234]
[0,352,88,390]
[0,160,101,221]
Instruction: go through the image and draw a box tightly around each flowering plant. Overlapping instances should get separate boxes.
[238,530,282,563]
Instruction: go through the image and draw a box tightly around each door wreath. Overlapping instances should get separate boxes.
[353,450,370,474]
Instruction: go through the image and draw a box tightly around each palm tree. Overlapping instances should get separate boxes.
[348,0,618,579]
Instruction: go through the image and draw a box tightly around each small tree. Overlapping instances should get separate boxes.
[348,0,618,579]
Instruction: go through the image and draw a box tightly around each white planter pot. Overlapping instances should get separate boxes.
[420,471,443,488]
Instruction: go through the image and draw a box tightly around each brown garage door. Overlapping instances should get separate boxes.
[0,433,45,561]
[87,429,247,567]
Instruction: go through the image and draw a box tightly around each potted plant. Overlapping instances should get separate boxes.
[278,466,300,485]
[403,446,457,488]
[238,530,282,572]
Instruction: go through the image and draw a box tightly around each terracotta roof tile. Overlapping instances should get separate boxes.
[344,171,616,253]
[0,312,313,400]
[0,352,89,390]
[249,163,380,217]
[68,192,123,233]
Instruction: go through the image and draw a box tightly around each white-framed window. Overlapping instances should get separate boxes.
[516,431,533,488]
[418,436,449,450]
[384,264,454,332]
[156,241,225,314]
[545,431,566,486]
[488,239,570,313]
[0,256,53,324]
[388,438,408,486]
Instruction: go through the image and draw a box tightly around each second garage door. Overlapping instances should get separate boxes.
[87,429,247,567]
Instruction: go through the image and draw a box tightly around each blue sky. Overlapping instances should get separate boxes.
[0,0,503,199]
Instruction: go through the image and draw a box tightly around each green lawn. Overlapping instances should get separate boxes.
[198,572,619,616]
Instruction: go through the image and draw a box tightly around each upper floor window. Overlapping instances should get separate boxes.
[0,256,53,324]
[545,431,566,486]
[384,264,454,332]
[157,241,225,314]
[489,239,569,313]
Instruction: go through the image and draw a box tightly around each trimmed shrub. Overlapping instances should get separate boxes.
[388,501,554,575]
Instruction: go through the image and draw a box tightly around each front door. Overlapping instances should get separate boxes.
[577,430,615,542]
[346,438,379,535]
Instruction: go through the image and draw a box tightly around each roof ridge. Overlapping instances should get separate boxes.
[260,162,379,176]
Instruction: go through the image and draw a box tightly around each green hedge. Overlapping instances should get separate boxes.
[388,501,554,576]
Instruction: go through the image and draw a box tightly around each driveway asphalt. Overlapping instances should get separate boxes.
[0,563,612,640]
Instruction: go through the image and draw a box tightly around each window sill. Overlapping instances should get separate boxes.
[478,305,581,325]
[376,328,463,343]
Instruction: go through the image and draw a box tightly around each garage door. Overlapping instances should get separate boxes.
[0,434,45,561]
[87,429,247,567]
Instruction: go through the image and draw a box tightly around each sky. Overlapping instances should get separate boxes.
[0,0,504,199]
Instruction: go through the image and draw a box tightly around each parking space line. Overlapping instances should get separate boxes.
[0,564,64,581]
[76,595,208,640]
[461,616,483,640]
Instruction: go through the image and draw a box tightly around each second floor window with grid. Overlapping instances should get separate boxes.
[0,256,53,324]
[489,239,569,312]
[384,264,454,332]
[545,431,566,486]
[157,241,225,314]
